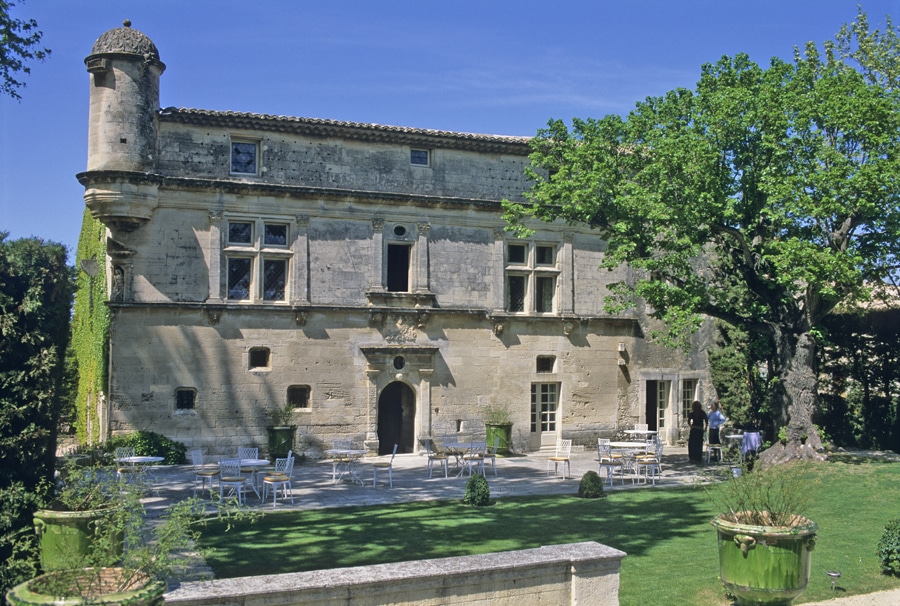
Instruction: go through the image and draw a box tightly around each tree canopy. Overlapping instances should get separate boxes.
[0,0,50,99]
[505,9,900,462]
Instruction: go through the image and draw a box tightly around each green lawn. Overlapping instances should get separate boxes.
[197,460,900,605]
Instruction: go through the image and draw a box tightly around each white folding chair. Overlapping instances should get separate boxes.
[219,458,247,504]
[481,436,499,476]
[463,441,486,476]
[190,449,220,497]
[597,439,626,486]
[420,438,448,479]
[636,440,664,486]
[115,446,137,480]
[547,439,572,478]
[262,452,295,507]
[372,444,397,487]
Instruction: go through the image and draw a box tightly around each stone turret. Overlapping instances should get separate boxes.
[81,20,164,231]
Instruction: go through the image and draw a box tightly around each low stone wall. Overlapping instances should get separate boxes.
[165,541,625,606]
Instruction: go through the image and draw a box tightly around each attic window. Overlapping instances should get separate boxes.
[231,140,259,175]
[410,149,430,166]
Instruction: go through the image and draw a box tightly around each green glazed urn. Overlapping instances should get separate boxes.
[6,568,165,606]
[711,513,818,605]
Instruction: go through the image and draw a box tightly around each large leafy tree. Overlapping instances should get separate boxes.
[505,10,900,463]
[0,0,50,99]
[0,234,73,593]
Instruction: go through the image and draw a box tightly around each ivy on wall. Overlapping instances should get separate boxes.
[71,210,109,445]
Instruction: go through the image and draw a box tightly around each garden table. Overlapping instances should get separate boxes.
[326,449,367,485]
[235,458,270,498]
[117,455,165,489]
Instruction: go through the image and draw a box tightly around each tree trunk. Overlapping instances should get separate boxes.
[758,328,826,466]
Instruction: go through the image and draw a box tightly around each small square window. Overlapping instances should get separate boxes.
[175,388,196,410]
[231,141,258,174]
[507,244,526,264]
[249,347,271,370]
[536,246,555,265]
[536,356,555,373]
[228,222,253,244]
[287,385,311,408]
[410,149,430,166]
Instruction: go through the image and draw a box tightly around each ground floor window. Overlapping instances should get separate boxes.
[681,378,698,421]
[175,387,196,411]
[287,385,310,409]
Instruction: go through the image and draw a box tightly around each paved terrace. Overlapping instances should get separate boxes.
[141,443,701,517]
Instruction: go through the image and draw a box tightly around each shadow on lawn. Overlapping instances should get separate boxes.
[199,486,714,579]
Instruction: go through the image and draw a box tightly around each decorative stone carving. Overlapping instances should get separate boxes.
[206,308,222,325]
[493,320,506,336]
[384,314,419,343]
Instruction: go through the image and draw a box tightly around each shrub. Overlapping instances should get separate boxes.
[877,518,900,576]
[106,431,187,465]
[578,470,605,498]
[463,474,490,506]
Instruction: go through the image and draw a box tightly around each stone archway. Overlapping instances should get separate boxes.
[377,381,416,455]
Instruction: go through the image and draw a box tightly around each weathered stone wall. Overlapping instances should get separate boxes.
[156,123,532,202]
[164,541,625,606]
[107,305,634,455]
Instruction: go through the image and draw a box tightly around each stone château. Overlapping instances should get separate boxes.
[76,22,712,457]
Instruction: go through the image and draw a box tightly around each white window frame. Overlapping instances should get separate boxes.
[224,217,291,303]
[505,242,560,315]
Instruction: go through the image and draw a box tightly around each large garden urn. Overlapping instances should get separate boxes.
[711,513,818,606]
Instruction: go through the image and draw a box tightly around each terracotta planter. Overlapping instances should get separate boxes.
[6,567,165,605]
[33,508,122,572]
[711,513,818,606]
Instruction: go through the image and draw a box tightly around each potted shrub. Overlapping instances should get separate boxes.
[707,461,818,606]
[10,463,252,605]
[483,402,513,455]
[266,402,297,462]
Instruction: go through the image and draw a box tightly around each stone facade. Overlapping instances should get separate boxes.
[78,23,712,457]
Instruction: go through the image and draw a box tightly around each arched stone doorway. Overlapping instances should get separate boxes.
[377,381,416,455]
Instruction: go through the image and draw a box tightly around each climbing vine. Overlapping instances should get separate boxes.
[70,210,109,445]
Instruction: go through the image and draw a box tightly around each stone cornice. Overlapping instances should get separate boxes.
[77,170,508,211]
[158,107,532,155]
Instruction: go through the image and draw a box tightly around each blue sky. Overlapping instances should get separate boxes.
[1,0,898,256]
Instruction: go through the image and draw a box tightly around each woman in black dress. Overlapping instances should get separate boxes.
[688,400,707,463]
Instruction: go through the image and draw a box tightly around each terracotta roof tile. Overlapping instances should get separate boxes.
[158,107,531,154]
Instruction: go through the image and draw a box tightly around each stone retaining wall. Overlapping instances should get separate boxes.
[165,541,625,606]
